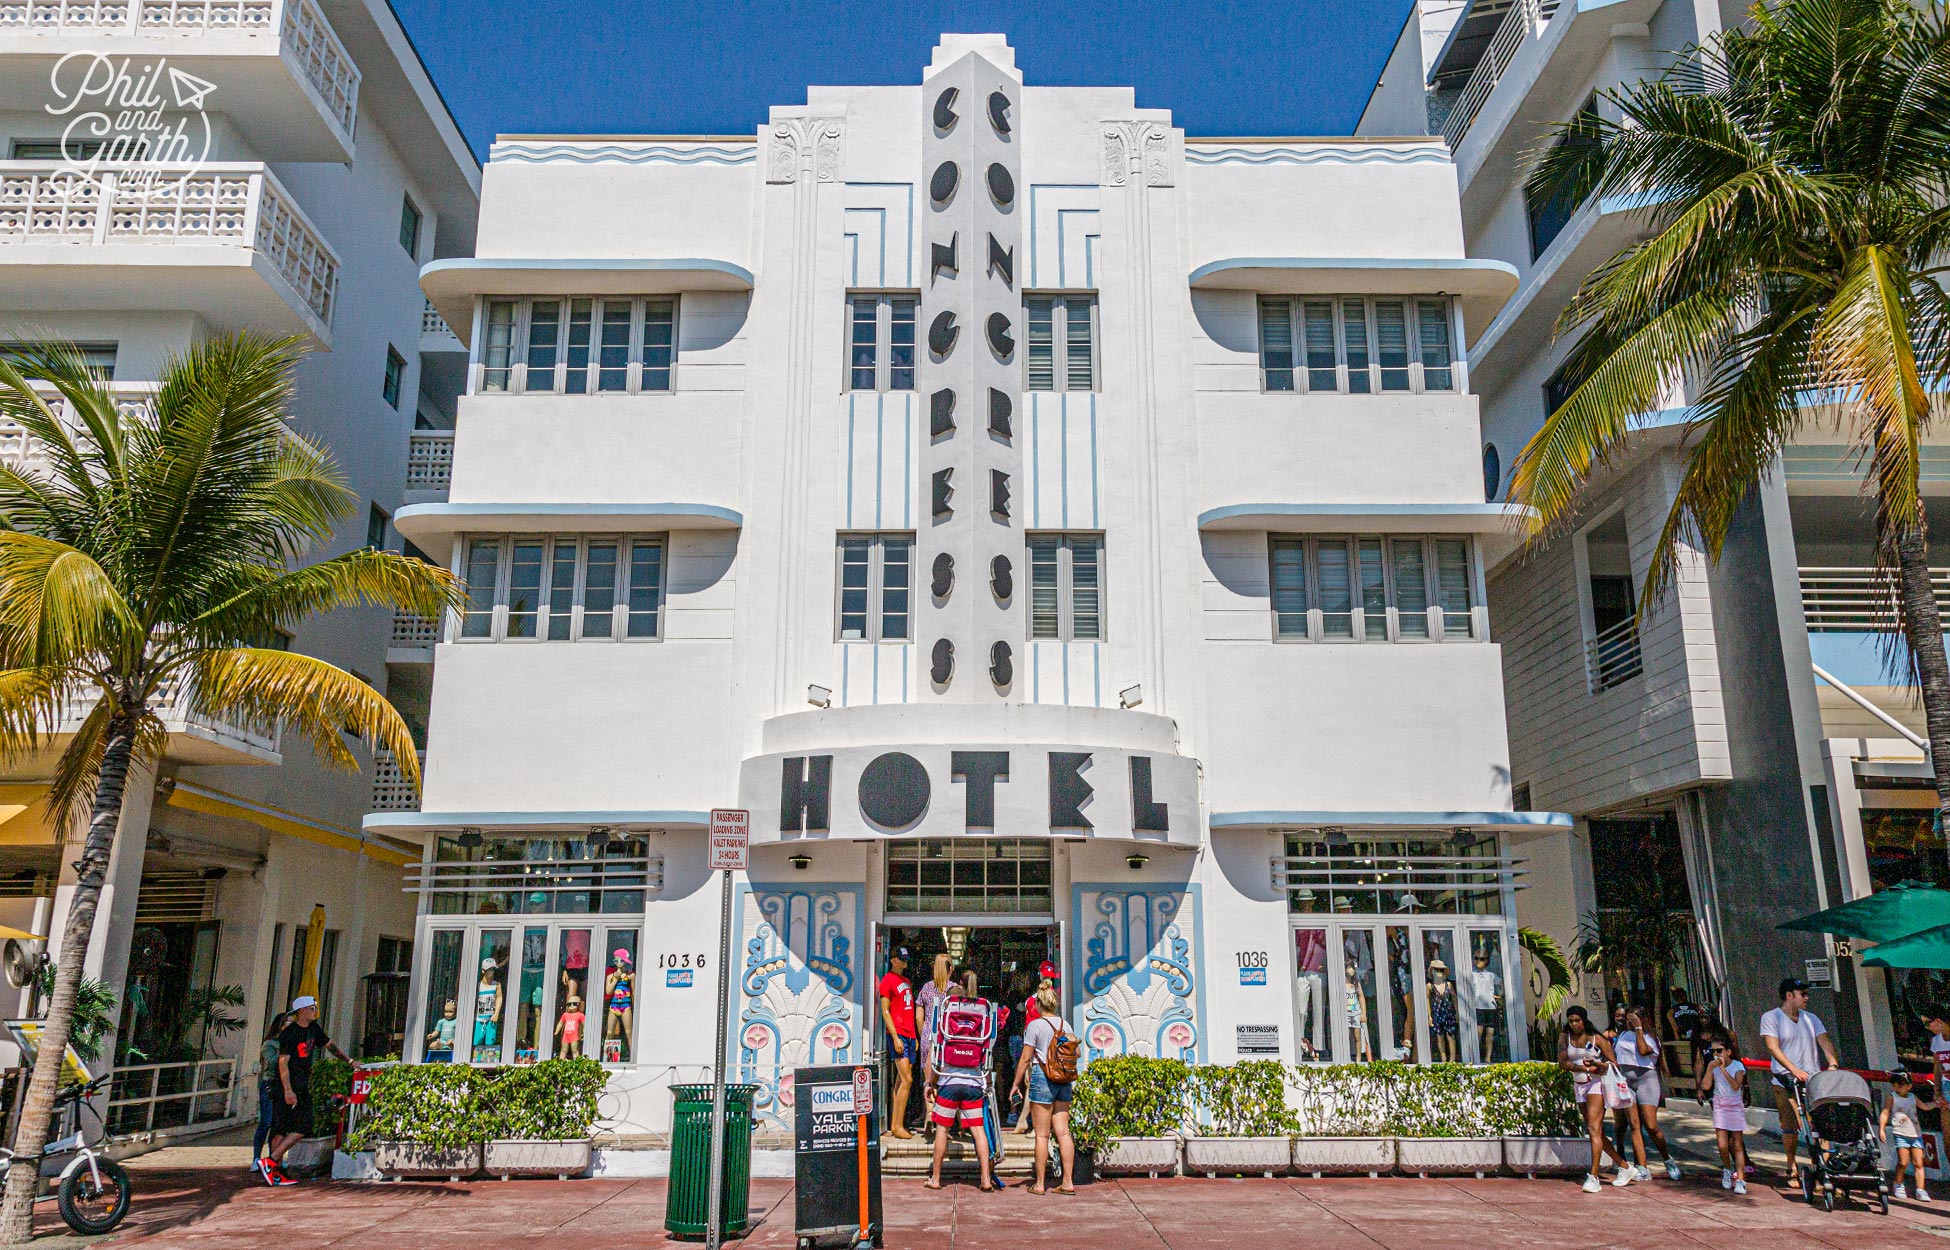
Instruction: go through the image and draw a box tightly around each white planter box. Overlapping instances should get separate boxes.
[1185,1136,1292,1178]
[1396,1137,1503,1177]
[484,1139,593,1180]
[1292,1137,1396,1177]
[373,1141,482,1181]
[331,1150,381,1181]
[1502,1136,1591,1178]
[1093,1137,1181,1178]
[282,1136,334,1176]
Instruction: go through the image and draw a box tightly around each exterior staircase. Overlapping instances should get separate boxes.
[879,1128,1047,1179]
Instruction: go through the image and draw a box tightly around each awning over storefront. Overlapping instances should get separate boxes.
[166,782,417,867]
[1210,809,1573,832]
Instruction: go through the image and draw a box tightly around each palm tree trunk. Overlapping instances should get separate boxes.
[0,714,137,1243]
[1892,524,1950,849]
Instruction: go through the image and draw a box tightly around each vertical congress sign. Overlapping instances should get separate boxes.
[737,743,1200,845]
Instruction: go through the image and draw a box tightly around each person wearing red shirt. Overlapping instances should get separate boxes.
[878,947,919,1139]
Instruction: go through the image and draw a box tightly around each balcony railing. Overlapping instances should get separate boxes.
[1440,0,1560,151]
[0,0,361,137]
[370,748,423,812]
[423,299,453,337]
[0,162,339,325]
[1800,565,1950,632]
[57,670,279,757]
[406,430,453,492]
[0,384,155,476]
[1587,614,1642,692]
[389,612,438,650]
[1272,853,1526,914]
[107,1057,238,1136]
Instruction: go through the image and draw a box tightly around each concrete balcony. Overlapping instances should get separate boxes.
[57,674,280,766]
[0,0,359,162]
[420,298,462,354]
[0,383,153,475]
[369,748,423,812]
[404,429,451,503]
[0,161,338,344]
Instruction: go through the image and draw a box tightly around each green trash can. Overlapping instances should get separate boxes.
[665,1083,758,1240]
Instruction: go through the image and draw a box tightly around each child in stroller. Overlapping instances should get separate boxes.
[1792,1069,1889,1213]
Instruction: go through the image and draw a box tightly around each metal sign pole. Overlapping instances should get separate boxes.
[705,864,733,1250]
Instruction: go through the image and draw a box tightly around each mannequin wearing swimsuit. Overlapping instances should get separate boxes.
[555,996,586,1058]
[604,951,634,1061]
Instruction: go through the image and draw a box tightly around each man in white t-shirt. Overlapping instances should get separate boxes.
[1760,976,1840,1191]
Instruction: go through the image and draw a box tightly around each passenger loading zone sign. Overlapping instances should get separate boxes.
[709,808,750,871]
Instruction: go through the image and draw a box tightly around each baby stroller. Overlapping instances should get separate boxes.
[1792,1070,1889,1214]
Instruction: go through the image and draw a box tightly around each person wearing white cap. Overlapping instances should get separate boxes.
[262,995,350,1186]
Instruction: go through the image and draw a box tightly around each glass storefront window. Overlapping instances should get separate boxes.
[421,930,463,1063]
[1423,929,1461,1062]
[514,927,548,1064]
[1466,930,1509,1062]
[885,839,1053,915]
[599,929,638,1063]
[555,928,592,1058]
[1386,926,1415,1062]
[471,930,513,1063]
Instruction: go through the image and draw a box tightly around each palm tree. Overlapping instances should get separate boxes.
[0,335,459,1240]
[1510,0,1950,827]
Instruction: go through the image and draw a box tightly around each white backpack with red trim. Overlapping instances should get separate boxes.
[932,996,994,1071]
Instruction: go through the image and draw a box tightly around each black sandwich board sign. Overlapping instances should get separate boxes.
[792,1063,882,1249]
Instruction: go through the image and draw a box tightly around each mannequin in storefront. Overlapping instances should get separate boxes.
[555,995,587,1058]
[1345,965,1373,1062]
[473,959,504,1061]
[426,999,458,1062]
[604,950,634,1063]
[1426,959,1459,1061]
[1294,931,1326,1060]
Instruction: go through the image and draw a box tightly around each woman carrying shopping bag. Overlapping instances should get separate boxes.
[1561,1005,1638,1193]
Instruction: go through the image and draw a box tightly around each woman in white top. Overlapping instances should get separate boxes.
[1561,1005,1636,1193]
[1613,1005,1677,1180]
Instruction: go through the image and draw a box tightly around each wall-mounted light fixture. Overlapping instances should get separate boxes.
[1119,684,1143,709]
[1127,853,1149,871]
[457,826,483,850]
[586,826,613,855]
[1323,827,1350,850]
[789,854,812,872]
[807,685,832,708]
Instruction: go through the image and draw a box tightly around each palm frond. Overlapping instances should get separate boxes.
[1517,926,1575,1022]
[0,533,137,668]
[190,549,461,648]
[190,647,419,785]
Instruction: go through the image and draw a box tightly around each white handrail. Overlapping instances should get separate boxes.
[1811,661,1928,750]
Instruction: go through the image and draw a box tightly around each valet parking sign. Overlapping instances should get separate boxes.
[46,49,217,189]
[708,809,750,871]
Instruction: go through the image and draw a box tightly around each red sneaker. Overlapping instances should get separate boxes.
[266,1162,297,1187]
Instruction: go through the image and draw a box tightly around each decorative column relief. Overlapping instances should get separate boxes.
[734,885,862,1129]
[767,117,845,184]
[1100,121,1172,188]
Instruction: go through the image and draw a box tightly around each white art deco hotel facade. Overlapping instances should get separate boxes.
[379,35,1560,1131]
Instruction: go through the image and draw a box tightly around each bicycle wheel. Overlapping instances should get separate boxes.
[58,1157,130,1235]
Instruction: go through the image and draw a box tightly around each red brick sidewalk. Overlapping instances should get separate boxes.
[34,1167,1950,1249]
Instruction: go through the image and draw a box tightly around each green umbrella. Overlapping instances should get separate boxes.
[1862,922,1950,970]
[1779,880,1950,943]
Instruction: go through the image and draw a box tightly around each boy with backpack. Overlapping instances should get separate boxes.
[926,980,999,1192]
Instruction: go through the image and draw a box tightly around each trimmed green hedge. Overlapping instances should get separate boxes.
[1071,1058,1575,1150]
[344,1059,605,1151]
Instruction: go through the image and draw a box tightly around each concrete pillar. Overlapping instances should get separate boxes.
[46,758,157,1075]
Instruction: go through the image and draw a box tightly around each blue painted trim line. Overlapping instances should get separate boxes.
[1208,810,1574,829]
[363,809,711,832]
[421,257,756,288]
[1195,501,1529,528]
[396,502,744,526]
[1188,256,1518,287]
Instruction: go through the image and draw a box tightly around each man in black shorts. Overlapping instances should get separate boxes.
[263,995,350,1186]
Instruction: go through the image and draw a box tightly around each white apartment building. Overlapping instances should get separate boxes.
[0,0,477,1130]
[1361,0,1937,1062]
[375,33,1572,1135]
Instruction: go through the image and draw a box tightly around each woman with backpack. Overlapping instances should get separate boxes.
[925,977,998,1192]
[1010,982,1078,1195]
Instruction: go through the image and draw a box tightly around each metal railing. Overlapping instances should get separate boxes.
[370,748,423,812]
[1799,565,1950,632]
[404,853,664,901]
[1587,614,1642,692]
[389,612,438,649]
[1440,0,1560,151]
[0,0,360,138]
[406,429,454,491]
[106,1057,238,1136]
[1272,853,1525,914]
[423,299,454,337]
[0,162,340,325]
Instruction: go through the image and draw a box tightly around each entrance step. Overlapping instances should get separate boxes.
[880,1131,1042,1177]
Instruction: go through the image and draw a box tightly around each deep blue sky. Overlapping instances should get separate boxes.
[389,1,1416,160]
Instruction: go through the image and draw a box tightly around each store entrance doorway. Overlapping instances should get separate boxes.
[882,924,1055,1010]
